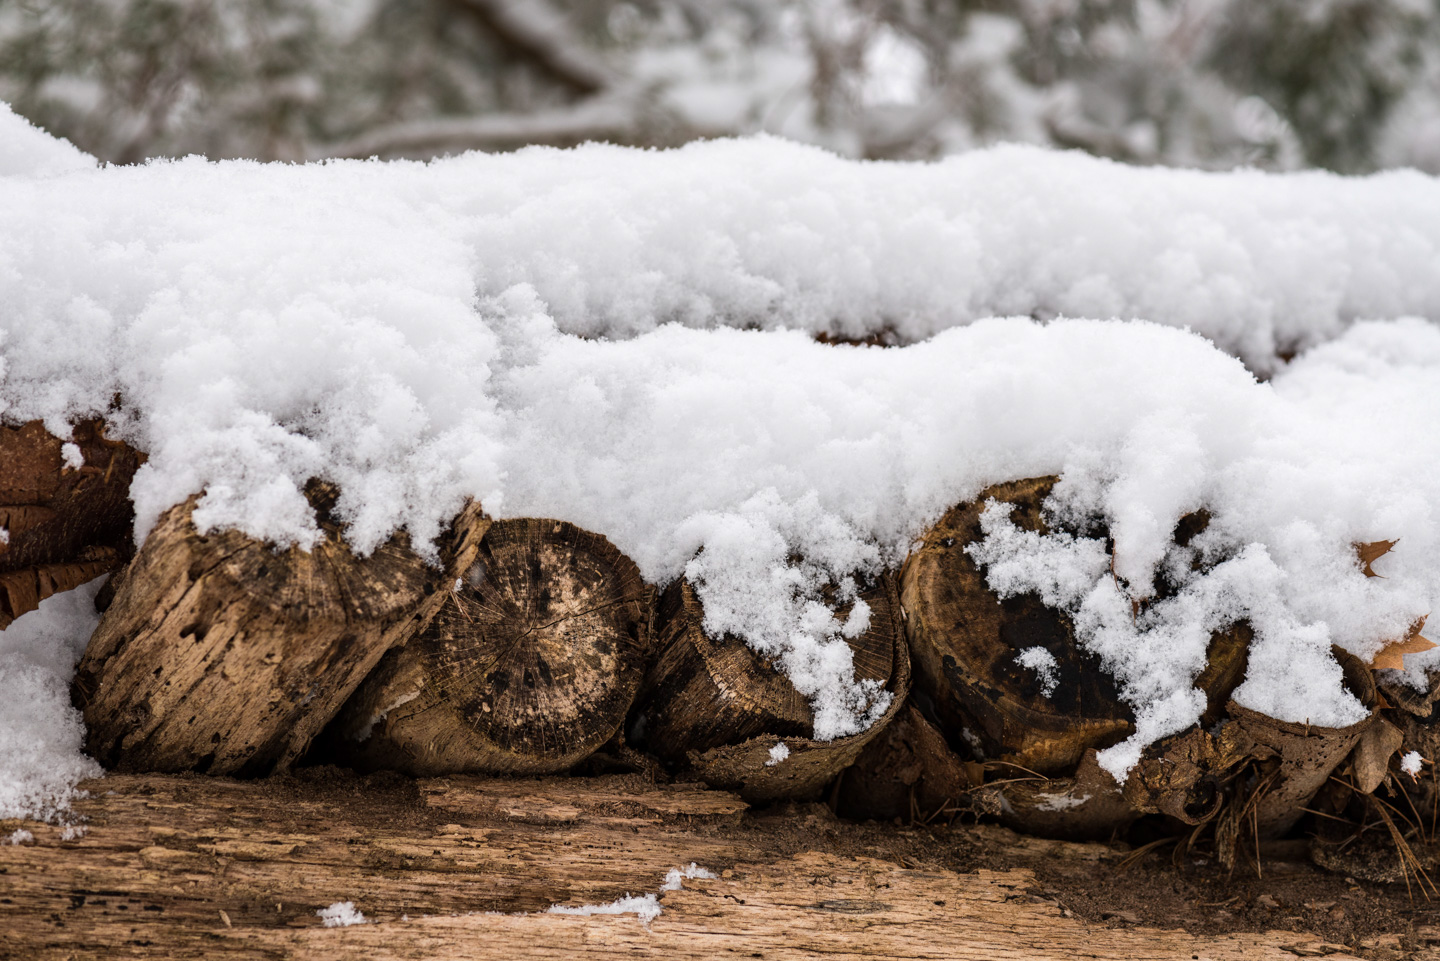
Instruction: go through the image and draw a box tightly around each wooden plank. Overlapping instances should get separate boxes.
[0,773,1364,960]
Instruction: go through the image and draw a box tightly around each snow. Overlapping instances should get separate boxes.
[1015,647,1060,698]
[0,102,94,177]
[1403,751,1426,777]
[547,863,716,924]
[3,112,1440,803]
[766,742,791,766]
[7,829,34,845]
[0,582,105,821]
[317,902,367,927]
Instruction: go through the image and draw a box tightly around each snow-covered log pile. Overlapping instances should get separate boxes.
[4,104,1440,873]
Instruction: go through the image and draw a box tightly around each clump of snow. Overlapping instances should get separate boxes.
[59,824,86,841]
[3,125,1440,795]
[1035,792,1090,812]
[547,863,716,925]
[0,582,104,821]
[661,863,718,891]
[60,442,84,470]
[1402,751,1426,778]
[766,742,791,766]
[1015,647,1059,697]
[317,902,367,927]
[0,102,94,178]
[6,829,34,845]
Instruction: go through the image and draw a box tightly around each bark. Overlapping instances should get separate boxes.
[635,574,909,801]
[0,419,144,629]
[901,477,1251,778]
[322,519,653,776]
[0,773,1364,961]
[73,484,486,777]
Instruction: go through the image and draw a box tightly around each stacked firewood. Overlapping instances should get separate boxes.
[9,420,1437,880]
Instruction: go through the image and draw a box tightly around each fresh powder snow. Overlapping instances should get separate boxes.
[546,863,717,924]
[317,902,367,927]
[3,105,1440,810]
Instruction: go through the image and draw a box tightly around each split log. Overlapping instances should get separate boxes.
[901,477,1250,778]
[320,519,653,776]
[1226,646,1379,838]
[0,419,143,628]
[835,699,977,823]
[634,573,909,802]
[73,483,486,776]
[0,772,1369,961]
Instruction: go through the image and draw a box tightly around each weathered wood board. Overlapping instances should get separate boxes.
[0,773,1381,961]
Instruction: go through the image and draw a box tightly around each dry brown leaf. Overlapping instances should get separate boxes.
[1356,539,1399,577]
[1351,718,1404,794]
[1370,615,1436,671]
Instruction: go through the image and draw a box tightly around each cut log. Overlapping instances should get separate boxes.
[73,483,486,776]
[320,518,653,776]
[0,772,1372,961]
[0,419,144,628]
[835,699,976,823]
[901,477,1251,777]
[1225,646,1378,839]
[633,573,909,802]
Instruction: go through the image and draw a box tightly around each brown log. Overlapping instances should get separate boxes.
[1226,646,1378,839]
[634,573,909,802]
[73,483,486,776]
[0,419,144,628]
[0,772,1369,961]
[321,519,653,776]
[835,699,976,822]
[901,477,1251,779]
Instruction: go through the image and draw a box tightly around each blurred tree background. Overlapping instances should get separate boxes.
[1,0,1438,171]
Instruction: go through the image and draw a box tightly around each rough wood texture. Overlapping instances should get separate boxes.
[1228,647,1379,839]
[636,574,908,801]
[901,477,1251,779]
[0,773,1368,961]
[0,419,144,628]
[323,519,653,776]
[73,485,486,777]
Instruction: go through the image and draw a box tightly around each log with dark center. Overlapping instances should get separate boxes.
[0,419,144,628]
[901,477,1251,781]
[633,574,909,801]
[73,483,485,777]
[322,518,653,775]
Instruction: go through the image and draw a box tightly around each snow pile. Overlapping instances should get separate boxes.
[0,102,93,177]
[3,113,1440,801]
[317,902,367,927]
[0,584,104,820]
[547,864,717,924]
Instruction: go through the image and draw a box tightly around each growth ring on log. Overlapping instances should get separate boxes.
[635,573,909,802]
[0,419,143,628]
[74,483,483,776]
[324,518,653,775]
[901,476,1251,778]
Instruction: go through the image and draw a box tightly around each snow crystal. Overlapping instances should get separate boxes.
[1035,792,1090,812]
[4,112,1440,796]
[317,902,367,927]
[766,742,791,766]
[1015,647,1059,698]
[547,863,716,925]
[60,442,83,470]
[6,829,33,845]
[0,582,104,820]
[1403,751,1426,777]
